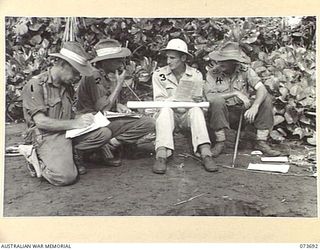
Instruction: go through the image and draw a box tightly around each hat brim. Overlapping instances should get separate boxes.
[90,48,131,63]
[49,53,94,76]
[208,51,250,64]
[160,48,193,58]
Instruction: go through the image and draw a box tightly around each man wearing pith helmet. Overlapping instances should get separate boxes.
[22,41,114,186]
[204,41,281,157]
[152,38,218,174]
[75,39,155,170]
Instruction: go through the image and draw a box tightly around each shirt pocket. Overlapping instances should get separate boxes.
[233,79,247,93]
[47,97,62,119]
[48,97,61,106]
[165,82,176,97]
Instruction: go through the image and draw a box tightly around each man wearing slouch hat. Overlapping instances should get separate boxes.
[75,39,155,169]
[205,41,281,157]
[22,42,114,186]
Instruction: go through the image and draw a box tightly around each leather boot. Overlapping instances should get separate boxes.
[73,148,87,175]
[211,141,225,157]
[255,140,281,156]
[101,144,122,167]
[202,155,218,172]
[152,157,167,174]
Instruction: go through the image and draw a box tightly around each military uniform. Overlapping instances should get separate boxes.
[204,64,274,135]
[22,70,112,186]
[153,65,211,154]
[76,69,155,146]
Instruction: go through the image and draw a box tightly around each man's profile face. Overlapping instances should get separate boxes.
[61,63,81,85]
[166,50,185,71]
[218,60,238,74]
[100,58,125,73]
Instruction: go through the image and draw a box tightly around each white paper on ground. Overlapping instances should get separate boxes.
[251,150,263,155]
[65,112,110,138]
[248,163,290,173]
[261,156,288,162]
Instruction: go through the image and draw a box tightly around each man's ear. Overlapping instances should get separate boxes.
[181,54,187,62]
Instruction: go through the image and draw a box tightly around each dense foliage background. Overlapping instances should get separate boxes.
[5,16,316,144]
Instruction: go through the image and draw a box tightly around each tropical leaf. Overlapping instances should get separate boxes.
[274,58,286,69]
[283,69,296,82]
[289,85,303,97]
[307,134,316,146]
[30,35,42,45]
[284,111,294,124]
[274,115,285,126]
[14,23,28,36]
[292,127,305,139]
[5,16,316,131]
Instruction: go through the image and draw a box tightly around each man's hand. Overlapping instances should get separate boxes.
[74,113,94,128]
[244,104,259,123]
[235,91,251,109]
[115,69,126,86]
[116,103,132,113]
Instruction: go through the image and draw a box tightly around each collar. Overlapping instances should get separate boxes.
[46,69,56,86]
[164,64,193,76]
[46,68,64,88]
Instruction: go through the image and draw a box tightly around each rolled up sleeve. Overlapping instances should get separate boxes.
[246,68,262,90]
[22,79,47,118]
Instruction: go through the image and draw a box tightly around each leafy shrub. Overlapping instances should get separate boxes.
[5,16,316,144]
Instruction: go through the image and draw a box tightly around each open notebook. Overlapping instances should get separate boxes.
[65,112,110,138]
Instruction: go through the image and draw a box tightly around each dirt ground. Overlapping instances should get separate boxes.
[3,123,317,217]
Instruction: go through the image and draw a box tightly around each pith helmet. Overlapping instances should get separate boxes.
[161,38,193,58]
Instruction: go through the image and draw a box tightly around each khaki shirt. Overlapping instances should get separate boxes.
[76,69,117,113]
[22,70,74,136]
[204,64,261,106]
[152,65,203,101]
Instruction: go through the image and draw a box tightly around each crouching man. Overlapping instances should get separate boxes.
[75,39,155,169]
[22,42,113,186]
[152,38,218,174]
[204,41,281,157]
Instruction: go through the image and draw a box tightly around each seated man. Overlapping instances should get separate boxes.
[22,41,113,186]
[76,39,155,166]
[204,41,281,157]
[152,38,218,174]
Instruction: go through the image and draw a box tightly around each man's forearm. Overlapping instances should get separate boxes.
[206,91,237,102]
[33,114,77,131]
[105,83,122,109]
[252,85,267,108]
